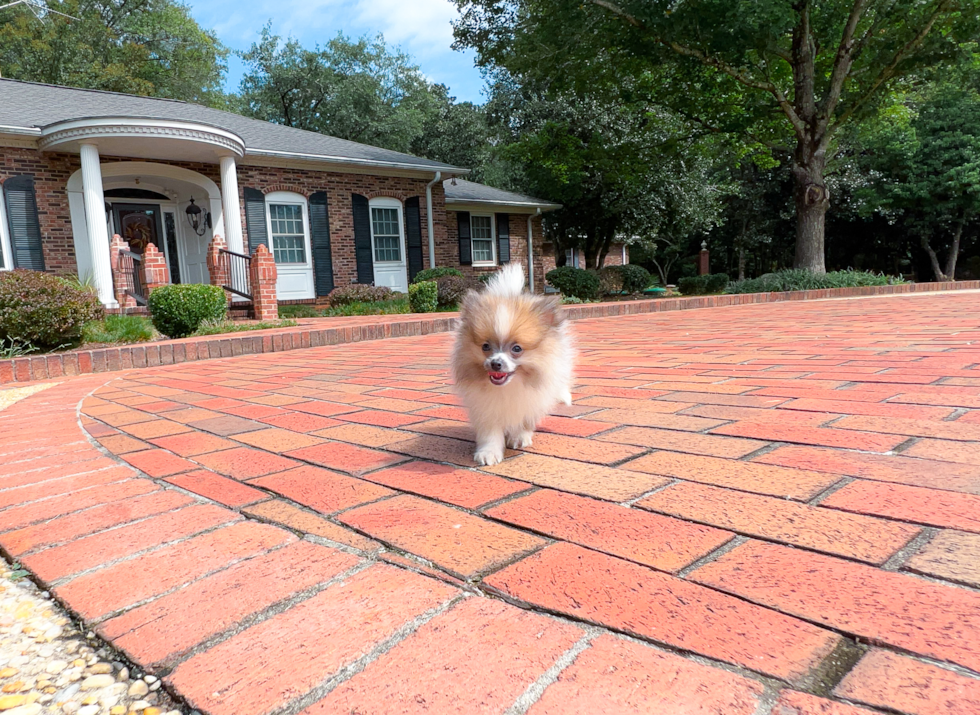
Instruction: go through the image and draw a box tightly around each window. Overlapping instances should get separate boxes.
[565,248,579,268]
[371,206,401,262]
[471,214,495,265]
[269,203,306,264]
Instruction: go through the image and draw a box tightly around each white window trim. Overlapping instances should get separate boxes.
[470,213,496,267]
[264,191,312,267]
[0,184,12,271]
[368,196,406,264]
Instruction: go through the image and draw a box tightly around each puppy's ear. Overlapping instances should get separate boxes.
[534,295,565,328]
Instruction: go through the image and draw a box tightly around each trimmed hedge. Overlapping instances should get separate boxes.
[726,269,902,294]
[409,281,438,313]
[413,267,463,284]
[327,284,394,306]
[546,267,601,300]
[436,275,469,306]
[148,284,226,339]
[0,270,103,349]
[617,265,653,294]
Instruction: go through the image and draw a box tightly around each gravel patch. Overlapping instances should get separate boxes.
[0,562,184,715]
[0,384,56,413]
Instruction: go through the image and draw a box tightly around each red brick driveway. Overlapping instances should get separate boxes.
[3,292,980,714]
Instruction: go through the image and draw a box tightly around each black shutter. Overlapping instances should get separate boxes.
[404,196,424,281]
[243,187,268,253]
[309,191,334,295]
[457,211,472,266]
[3,175,45,270]
[351,193,374,284]
[496,213,510,264]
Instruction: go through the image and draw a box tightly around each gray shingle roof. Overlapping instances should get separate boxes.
[442,178,560,210]
[0,79,465,173]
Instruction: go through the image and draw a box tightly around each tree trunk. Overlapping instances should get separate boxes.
[944,220,964,281]
[792,148,829,274]
[920,235,949,282]
[738,246,746,281]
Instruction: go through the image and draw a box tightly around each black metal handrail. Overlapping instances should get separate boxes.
[219,248,253,300]
[118,249,146,306]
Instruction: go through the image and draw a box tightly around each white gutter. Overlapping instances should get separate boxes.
[425,171,442,268]
[527,207,541,292]
[248,148,467,176]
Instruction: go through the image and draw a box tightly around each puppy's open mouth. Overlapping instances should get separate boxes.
[488,371,513,386]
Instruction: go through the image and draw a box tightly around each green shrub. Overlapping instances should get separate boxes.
[617,265,653,294]
[0,270,103,349]
[328,284,394,306]
[478,271,497,284]
[436,275,469,307]
[277,304,320,318]
[706,273,730,293]
[322,298,410,316]
[147,284,226,338]
[677,275,709,295]
[726,269,902,294]
[0,337,38,359]
[82,314,154,344]
[409,281,438,313]
[546,267,601,300]
[413,267,463,284]
[192,318,298,336]
[598,267,624,295]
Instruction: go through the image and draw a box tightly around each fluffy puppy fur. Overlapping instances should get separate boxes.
[451,263,574,466]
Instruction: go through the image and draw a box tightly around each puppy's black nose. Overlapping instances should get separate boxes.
[490,359,503,372]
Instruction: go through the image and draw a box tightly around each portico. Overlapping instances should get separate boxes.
[41,117,247,307]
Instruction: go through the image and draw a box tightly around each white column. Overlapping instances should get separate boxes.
[79,143,116,308]
[220,156,245,255]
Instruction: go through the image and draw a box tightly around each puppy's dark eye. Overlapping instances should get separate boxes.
[482,343,491,352]
[511,345,523,354]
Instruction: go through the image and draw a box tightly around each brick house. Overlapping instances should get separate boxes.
[0,79,567,309]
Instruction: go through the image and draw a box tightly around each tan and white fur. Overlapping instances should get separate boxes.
[451,263,574,466]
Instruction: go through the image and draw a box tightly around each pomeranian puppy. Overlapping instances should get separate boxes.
[451,263,574,466]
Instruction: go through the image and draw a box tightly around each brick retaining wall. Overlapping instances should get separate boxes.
[2,280,977,385]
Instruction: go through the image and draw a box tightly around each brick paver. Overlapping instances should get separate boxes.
[4,292,980,714]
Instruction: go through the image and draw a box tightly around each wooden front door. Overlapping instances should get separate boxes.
[111,203,162,255]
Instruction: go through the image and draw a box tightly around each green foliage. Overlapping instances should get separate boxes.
[82,315,155,345]
[726,269,902,294]
[706,273,731,293]
[413,267,463,284]
[277,304,320,319]
[478,272,497,284]
[328,284,394,306]
[545,267,601,300]
[192,319,298,336]
[0,337,38,360]
[147,284,226,339]
[0,270,103,349]
[0,0,228,104]
[322,299,410,316]
[408,281,438,313]
[614,265,652,294]
[678,274,730,295]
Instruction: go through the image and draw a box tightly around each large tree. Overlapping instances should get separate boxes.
[453,0,980,273]
[0,0,227,104]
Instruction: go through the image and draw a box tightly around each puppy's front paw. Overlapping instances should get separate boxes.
[506,430,534,450]
[474,446,504,466]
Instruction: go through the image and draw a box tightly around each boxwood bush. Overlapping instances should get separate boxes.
[726,269,902,294]
[413,267,463,284]
[0,270,103,349]
[327,284,394,306]
[408,281,438,313]
[546,267,601,300]
[148,284,226,338]
[617,265,653,294]
[679,273,730,295]
[436,275,469,306]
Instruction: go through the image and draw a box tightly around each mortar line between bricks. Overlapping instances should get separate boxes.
[881,527,939,572]
[621,479,679,506]
[80,537,299,626]
[945,407,969,422]
[264,593,468,715]
[806,476,856,506]
[46,518,247,587]
[0,459,129,495]
[475,485,539,513]
[502,629,599,715]
[0,472,137,514]
[676,535,748,579]
[161,560,375,670]
[737,442,784,462]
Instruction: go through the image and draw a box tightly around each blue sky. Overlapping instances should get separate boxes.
[187,0,487,104]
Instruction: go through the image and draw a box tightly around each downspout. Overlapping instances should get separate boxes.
[425,171,441,268]
[527,207,541,292]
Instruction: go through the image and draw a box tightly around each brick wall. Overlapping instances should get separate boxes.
[445,210,548,293]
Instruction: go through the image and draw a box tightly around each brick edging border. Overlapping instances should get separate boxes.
[2,280,977,385]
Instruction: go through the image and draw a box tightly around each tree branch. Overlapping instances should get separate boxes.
[819,0,870,127]
[589,0,806,138]
[827,0,951,143]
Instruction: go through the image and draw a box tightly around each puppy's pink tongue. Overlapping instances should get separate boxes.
[489,372,507,380]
